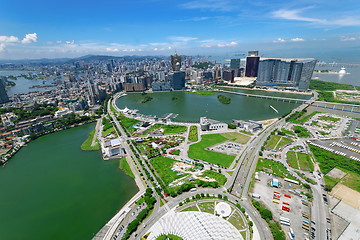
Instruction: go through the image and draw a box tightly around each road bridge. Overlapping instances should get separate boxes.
[312,101,360,113]
[220,90,309,103]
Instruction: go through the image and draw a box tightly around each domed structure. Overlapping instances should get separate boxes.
[215,202,232,218]
[339,67,346,74]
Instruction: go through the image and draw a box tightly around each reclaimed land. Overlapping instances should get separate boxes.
[188,134,236,168]
[81,129,100,151]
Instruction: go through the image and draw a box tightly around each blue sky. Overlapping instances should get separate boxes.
[0,0,360,60]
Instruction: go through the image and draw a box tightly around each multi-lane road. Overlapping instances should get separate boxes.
[102,90,332,240]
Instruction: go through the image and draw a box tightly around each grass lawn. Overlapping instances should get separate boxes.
[240,231,247,240]
[188,134,236,167]
[81,129,100,151]
[227,170,234,176]
[338,168,360,192]
[119,157,135,179]
[198,202,215,214]
[293,125,311,138]
[297,152,314,171]
[146,124,187,134]
[172,149,180,156]
[265,135,281,149]
[319,115,340,122]
[203,170,227,185]
[239,130,253,136]
[256,158,297,180]
[324,175,338,190]
[281,128,295,136]
[227,212,245,230]
[276,137,293,149]
[188,125,198,142]
[220,132,250,144]
[187,90,215,95]
[150,156,186,185]
[286,151,299,169]
[117,115,142,134]
[156,234,183,240]
[181,205,199,212]
[135,197,144,205]
[102,126,116,137]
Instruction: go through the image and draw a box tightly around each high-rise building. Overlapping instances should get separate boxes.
[0,78,9,104]
[245,51,260,77]
[170,71,185,90]
[257,59,316,90]
[230,59,240,70]
[171,52,181,71]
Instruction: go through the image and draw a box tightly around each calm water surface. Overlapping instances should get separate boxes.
[116,91,310,123]
[0,124,137,240]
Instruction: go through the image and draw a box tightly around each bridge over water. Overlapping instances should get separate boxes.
[220,89,360,114]
[219,90,310,103]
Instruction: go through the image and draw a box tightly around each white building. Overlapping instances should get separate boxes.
[200,117,228,131]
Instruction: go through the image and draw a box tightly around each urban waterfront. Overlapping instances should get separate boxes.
[116,90,311,123]
[0,70,60,96]
[0,124,138,240]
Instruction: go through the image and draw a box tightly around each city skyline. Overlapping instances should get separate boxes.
[1,0,360,60]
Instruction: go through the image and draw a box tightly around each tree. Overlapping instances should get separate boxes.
[260,208,273,222]
[223,196,228,201]
[228,124,236,129]
[179,202,183,206]
[218,194,222,199]
[249,221,253,227]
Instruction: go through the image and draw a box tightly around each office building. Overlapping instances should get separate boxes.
[245,51,260,77]
[230,59,240,70]
[151,81,171,91]
[171,52,181,71]
[0,78,10,104]
[257,59,316,90]
[123,83,146,92]
[170,71,185,90]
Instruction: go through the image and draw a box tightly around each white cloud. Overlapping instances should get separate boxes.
[106,47,120,52]
[0,35,19,43]
[154,48,158,51]
[0,43,5,52]
[217,41,238,47]
[273,38,286,43]
[22,33,37,44]
[169,36,198,42]
[272,8,360,27]
[340,36,358,41]
[56,40,62,44]
[290,37,305,42]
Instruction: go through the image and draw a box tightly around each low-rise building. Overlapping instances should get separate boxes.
[200,117,227,131]
[233,119,263,132]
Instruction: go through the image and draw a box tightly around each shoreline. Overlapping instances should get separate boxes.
[219,85,312,95]
[1,120,97,167]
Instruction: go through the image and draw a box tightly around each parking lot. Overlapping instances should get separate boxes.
[207,141,243,156]
[310,138,360,161]
[252,172,312,240]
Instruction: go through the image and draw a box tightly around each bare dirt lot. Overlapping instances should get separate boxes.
[327,168,347,179]
[331,183,360,210]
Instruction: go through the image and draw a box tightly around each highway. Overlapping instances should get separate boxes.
[102,90,332,240]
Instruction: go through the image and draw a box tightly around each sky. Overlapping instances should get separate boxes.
[0,0,360,61]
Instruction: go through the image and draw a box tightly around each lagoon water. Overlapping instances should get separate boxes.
[0,124,137,240]
[116,90,311,123]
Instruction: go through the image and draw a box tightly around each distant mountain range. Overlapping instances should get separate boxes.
[0,55,168,65]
